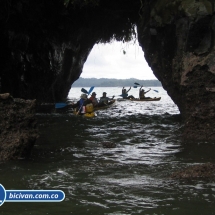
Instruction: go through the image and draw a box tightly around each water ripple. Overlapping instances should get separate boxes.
[2,88,215,215]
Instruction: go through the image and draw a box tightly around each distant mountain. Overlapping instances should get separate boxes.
[72,78,162,87]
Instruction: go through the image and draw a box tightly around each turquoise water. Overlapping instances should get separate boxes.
[1,87,215,215]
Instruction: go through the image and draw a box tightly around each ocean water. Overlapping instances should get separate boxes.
[1,87,215,215]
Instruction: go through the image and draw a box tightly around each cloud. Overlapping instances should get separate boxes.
[82,41,157,80]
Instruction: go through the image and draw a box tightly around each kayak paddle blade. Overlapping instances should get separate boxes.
[81,87,94,95]
[88,86,95,95]
[81,88,88,94]
[55,103,68,109]
[118,93,128,97]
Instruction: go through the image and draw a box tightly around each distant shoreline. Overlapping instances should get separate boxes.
[72,78,161,87]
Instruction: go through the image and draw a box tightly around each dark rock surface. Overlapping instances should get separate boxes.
[137,0,215,140]
[171,163,215,179]
[102,142,116,148]
[0,93,38,161]
[0,0,139,102]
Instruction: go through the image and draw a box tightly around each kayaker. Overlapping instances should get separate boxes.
[71,93,92,114]
[122,87,134,99]
[89,92,99,107]
[99,92,114,105]
[139,86,151,99]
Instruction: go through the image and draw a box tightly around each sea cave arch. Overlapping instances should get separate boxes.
[0,0,215,140]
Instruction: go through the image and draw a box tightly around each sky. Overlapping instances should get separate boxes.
[81,40,157,80]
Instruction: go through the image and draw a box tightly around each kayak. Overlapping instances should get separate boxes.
[73,103,96,117]
[73,110,96,117]
[83,112,96,117]
[130,97,161,101]
[94,99,116,111]
[116,98,128,101]
[72,99,116,116]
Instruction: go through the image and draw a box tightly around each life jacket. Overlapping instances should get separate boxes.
[86,103,93,113]
[89,97,98,106]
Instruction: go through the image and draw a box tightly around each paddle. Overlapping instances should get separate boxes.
[134,83,159,93]
[81,88,88,94]
[56,86,95,109]
[118,94,128,97]
[81,86,95,95]
[88,86,94,95]
[76,103,84,115]
[55,103,68,109]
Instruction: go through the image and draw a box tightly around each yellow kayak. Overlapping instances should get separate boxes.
[73,103,96,117]
[83,112,96,117]
[73,110,96,117]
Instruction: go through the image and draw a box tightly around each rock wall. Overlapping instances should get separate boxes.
[0,1,98,102]
[137,0,215,140]
[0,0,139,102]
[0,94,38,161]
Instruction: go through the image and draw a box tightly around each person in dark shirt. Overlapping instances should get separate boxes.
[139,86,151,99]
[121,87,134,99]
[99,92,114,105]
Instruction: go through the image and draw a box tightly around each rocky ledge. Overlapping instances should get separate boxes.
[0,93,38,161]
[171,163,215,179]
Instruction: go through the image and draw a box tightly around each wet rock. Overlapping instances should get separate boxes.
[170,163,215,179]
[102,142,116,148]
[0,93,38,161]
[0,93,10,100]
[137,0,215,140]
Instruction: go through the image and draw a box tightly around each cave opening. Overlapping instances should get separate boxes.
[81,40,157,80]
